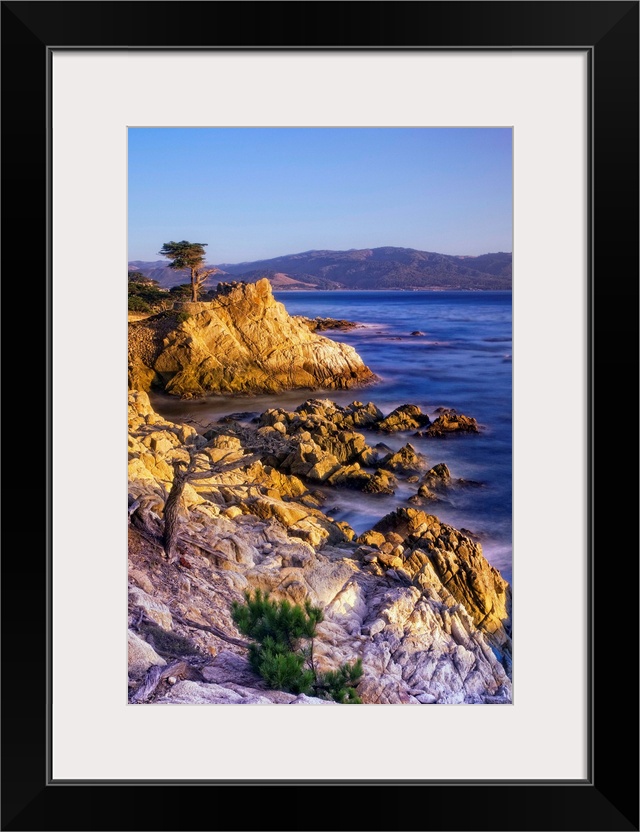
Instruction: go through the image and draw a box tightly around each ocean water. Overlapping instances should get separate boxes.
[151,291,512,584]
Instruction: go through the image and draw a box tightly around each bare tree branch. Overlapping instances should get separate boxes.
[195,267,222,287]
[161,449,260,562]
[130,660,188,703]
[172,612,250,649]
[186,452,261,480]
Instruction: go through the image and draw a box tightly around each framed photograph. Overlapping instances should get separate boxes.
[2,2,637,831]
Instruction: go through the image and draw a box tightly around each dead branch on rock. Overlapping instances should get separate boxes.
[175,534,235,565]
[130,660,188,703]
[172,612,250,649]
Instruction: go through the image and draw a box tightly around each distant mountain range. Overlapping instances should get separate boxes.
[129,247,512,291]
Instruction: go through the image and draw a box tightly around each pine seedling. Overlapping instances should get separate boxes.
[231,590,363,703]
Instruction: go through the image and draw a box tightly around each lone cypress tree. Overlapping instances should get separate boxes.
[231,589,363,703]
[159,240,220,302]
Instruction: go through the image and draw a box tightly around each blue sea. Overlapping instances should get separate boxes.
[152,291,512,584]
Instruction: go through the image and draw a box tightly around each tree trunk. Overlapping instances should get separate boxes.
[191,267,198,302]
[161,451,259,563]
[162,467,189,562]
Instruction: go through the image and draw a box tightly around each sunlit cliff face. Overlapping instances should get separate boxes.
[129,279,375,397]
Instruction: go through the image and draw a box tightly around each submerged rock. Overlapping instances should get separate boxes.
[298,316,359,332]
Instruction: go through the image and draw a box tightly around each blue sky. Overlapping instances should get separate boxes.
[128,128,512,264]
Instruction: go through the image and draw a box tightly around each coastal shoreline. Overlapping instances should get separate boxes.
[128,279,512,704]
[128,390,512,705]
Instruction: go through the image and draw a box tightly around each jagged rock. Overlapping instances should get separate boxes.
[127,390,512,705]
[298,316,359,332]
[378,404,431,433]
[128,568,155,595]
[412,488,436,503]
[245,496,309,528]
[262,399,384,433]
[142,431,178,454]
[416,463,452,498]
[343,401,384,428]
[154,680,289,705]
[361,468,397,494]
[245,463,307,499]
[302,560,361,607]
[315,430,375,466]
[128,279,375,396]
[373,507,511,652]
[354,545,378,562]
[420,463,451,489]
[281,441,342,482]
[205,434,242,450]
[378,551,404,569]
[290,694,338,705]
[128,355,157,393]
[128,586,173,631]
[334,522,356,542]
[245,494,353,550]
[417,409,479,437]
[307,455,343,483]
[356,530,387,548]
[379,443,426,475]
[257,401,399,492]
[128,630,166,679]
[201,651,263,687]
[326,463,368,489]
[258,408,293,428]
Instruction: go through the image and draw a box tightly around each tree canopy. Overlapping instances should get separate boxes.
[159,240,219,302]
[159,241,208,271]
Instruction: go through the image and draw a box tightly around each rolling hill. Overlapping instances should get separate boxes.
[129,247,512,291]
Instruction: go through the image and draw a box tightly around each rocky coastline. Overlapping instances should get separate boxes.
[128,280,512,705]
[128,278,374,397]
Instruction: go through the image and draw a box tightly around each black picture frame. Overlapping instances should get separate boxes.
[2,2,638,830]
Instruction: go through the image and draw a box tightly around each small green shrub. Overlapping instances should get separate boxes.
[314,660,364,704]
[176,311,192,324]
[128,295,151,312]
[128,274,169,313]
[231,589,363,703]
[169,283,193,300]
